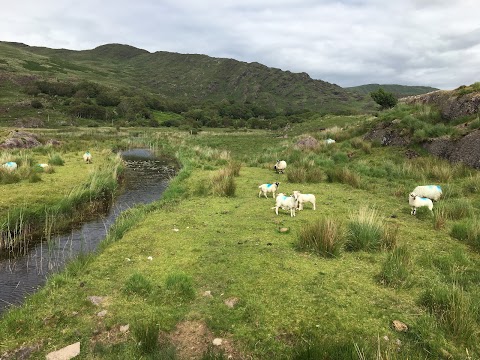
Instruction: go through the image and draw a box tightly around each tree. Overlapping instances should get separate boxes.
[370,88,398,109]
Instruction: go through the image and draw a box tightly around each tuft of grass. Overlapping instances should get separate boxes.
[123,273,153,297]
[211,169,236,197]
[132,319,160,355]
[345,206,384,252]
[305,168,324,183]
[419,284,477,343]
[286,167,306,183]
[296,218,343,258]
[433,207,447,230]
[326,167,362,188]
[201,346,227,360]
[48,153,65,166]
[378,245,412,288]
[226,160,242,177]
[382,224,399,250]
[451,219,480,252]
[165,272,196,301]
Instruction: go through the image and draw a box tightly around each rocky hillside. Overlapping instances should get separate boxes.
[400,84,480,121]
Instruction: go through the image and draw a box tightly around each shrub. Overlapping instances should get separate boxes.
[370,88,398,109]
[287,167,306,183]
[297,218,343,258]
[326,167,361,188]
[305,168,324,183]
[378,245,412,287]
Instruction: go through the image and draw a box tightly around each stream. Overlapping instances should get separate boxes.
[0,149,175,315]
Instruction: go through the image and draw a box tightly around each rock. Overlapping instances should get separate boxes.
[383,335,389,341]
[296,136,319,150]
[46,342,80,360]
[392,320,408,332]
[212,338,223,346]
[120,324,130,333]
[87,296,106,306]
[224,297,239,309]
[0,130,42,149]
[97,310,107,317]
[203,290,213,298]
[279,227,289,233]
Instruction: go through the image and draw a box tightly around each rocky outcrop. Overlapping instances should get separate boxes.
[401,90,480,121]
[0,130,42,149]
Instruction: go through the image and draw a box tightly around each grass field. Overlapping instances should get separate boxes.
[0,125,479,359]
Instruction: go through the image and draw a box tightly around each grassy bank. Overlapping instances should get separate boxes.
[1,124,480,359]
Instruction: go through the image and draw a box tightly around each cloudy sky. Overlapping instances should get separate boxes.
[1,0,479,89]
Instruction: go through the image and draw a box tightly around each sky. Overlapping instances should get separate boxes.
[1,0,479,90]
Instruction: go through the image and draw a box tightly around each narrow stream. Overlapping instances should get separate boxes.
[0,149,175,315]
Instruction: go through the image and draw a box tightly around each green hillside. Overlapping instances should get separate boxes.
[0,41,372,129]
[347,84,438,97]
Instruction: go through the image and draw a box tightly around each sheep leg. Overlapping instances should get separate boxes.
[275,206,279,215]
[313,202,316,210]
[411,207,416,215]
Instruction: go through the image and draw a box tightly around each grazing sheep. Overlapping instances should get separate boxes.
[325,138,336,144]
[258,182,280,198]
[412,185,442,201]
[83,151,92,164]
[2,161,18,171]
[272,193,299,217]
[37,163,49,168]
[293,191,316,210]
[274,160,287,174]
[409,192,433,215]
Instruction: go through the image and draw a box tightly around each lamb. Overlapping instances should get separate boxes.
[83,151,92,164]
[272,193,299,217]
[274,160,287,174]
[293,191,316,210]
[409,192,433,215]
[412,185,442,201]
[258,182,280,198]
[1,161,18,171]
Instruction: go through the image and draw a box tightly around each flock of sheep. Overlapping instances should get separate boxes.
[258,160,316,217]
[258,160,443,217]
[1,152,93,173]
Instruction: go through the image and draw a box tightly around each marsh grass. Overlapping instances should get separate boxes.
[378,245,412,287]
[463,173,480,195]
[296,218,343,257]
[451,219,480,251]
[286,167,306,183]
[433,207,447,230]
[0,168,21,184]
[441,198,475,220]
[419,285,477,343]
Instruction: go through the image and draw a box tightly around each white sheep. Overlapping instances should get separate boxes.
[412,185,442,201]
[38,163,49,168]
[83,151,92,164]
[1,161,18,171]
[258,182,280,198]
[274,160,287,174]
[272,193,299,217]
[293,191,316,210]
[325,138,336,144]
[409,192,433,215]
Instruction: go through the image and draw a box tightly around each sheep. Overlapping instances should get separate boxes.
[272,193,299,217]
[293,191,316,210]
[412,185,442,201]
[258,182,280,198]
[409,192,433,215]
[274,160,287,174]
[325,138,336,144]
[1,161,18,171]
[83,151,92,164]
[37,163,49,168]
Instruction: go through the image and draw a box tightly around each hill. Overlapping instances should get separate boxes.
[0,41,372,128]
[347,83,438,97]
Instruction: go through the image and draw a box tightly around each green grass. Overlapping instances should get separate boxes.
[1,127,480,359]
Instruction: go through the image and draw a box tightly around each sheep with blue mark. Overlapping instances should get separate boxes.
[83,151,92,164]
[409,192,433,215]
[412,185,442,201]
[258,182,280,198]
[2,161,18,171]
[274,160,287,174]
[272,192,299,217]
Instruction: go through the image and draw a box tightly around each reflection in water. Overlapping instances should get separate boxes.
[0,149,175,315]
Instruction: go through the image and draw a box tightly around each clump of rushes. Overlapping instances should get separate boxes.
[211,169,236,197]
[287,167,307,183]
[297,218,343,258]
[226,160,242,177]
[132,319,160,355]
[165,272,195,301]
[451,219,480,252]
[377,245,412,288]
[345,206,388,252]
[123,273,153,297]
[326,167,361,188]
[48,153,65,166]
[433,207,447,230]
